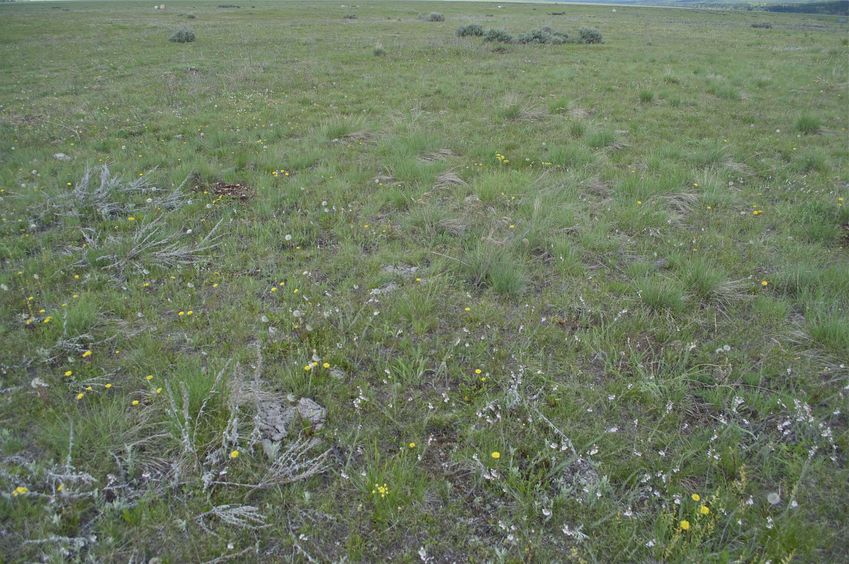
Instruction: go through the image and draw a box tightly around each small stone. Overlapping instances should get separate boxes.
[369,283,398,296]
[381,264,418,278]
[297,397,326,428]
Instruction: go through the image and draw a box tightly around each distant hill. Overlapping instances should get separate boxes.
[548,0,848,13]
[764,0,848,13]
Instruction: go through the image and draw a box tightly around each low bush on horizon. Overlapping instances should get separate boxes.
[168,28,196,43]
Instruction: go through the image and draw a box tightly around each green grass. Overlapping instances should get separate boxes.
[0,1,847,561]
[796,113,822,134]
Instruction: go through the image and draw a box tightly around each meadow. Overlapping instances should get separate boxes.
[0,1,847,561]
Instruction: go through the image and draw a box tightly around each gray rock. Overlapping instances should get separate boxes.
[255,401,295,441]
[297,397,327,429]
[254,396,327,442]
[369,282,398,296]
[381,264,418,278]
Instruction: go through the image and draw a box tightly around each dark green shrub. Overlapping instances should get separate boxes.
[169,28,196,43]
[426,12,444,22]
[578,27,603,44]
[751,22,773,28]
[457,24,484,37]
[516,27,569,44]
[484,29,513,43]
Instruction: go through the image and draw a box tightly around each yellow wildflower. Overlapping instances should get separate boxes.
[230,450,240,459]
[491,451,501,460]
[680,520,690,531]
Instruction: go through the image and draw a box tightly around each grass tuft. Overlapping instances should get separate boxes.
[637,276,686,312]
[463,242,526,296]
[795,114,821,135]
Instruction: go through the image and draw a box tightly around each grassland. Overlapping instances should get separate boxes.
[0,1,847,561]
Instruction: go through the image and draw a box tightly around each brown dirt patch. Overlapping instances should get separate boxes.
[211,182,255,200]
